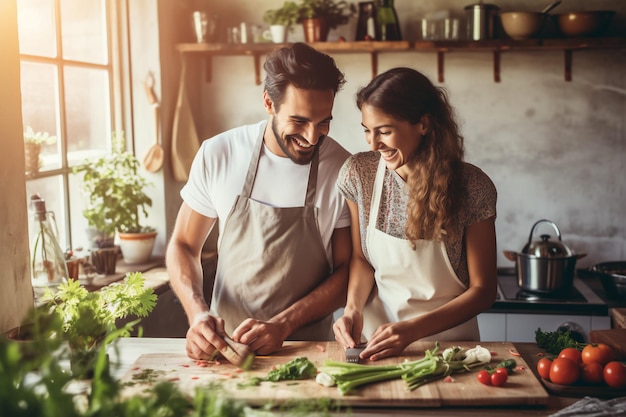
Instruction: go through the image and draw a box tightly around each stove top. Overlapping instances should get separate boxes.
[492,269,608,316]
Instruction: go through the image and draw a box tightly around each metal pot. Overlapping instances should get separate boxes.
[504,219,585,293]
[465,2,499,40]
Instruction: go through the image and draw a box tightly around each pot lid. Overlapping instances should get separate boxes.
[520,219,575,258]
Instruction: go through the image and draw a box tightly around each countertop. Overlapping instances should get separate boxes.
[108,338,588,416]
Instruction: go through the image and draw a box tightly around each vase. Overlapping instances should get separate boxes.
[301,18,329,42]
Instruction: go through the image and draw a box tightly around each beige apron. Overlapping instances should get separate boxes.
[210,129,333,340]
[361,156,479,342]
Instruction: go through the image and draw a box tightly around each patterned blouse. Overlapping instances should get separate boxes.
[337,151,497,286]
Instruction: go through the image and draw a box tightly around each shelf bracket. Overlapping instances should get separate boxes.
[253,53,262,85]
[564,49,572,82]
[437,51,445,83]
[493,50,501,83]
[370,51,378,79]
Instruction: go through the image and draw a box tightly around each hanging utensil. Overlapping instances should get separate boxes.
[542,0,561,15]
[141,72,164,173]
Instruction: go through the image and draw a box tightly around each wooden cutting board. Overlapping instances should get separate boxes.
[120,341,548,408]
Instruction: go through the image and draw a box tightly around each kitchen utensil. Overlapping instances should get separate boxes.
[500,12,544,39]
[542,0,561,15]
[505,219,585,293]
[141,72,164,173]
[553,10,615,37]
[171,58,200,182]
[345,343,366,363]
[588,261,626,299]
[464,2,499,41]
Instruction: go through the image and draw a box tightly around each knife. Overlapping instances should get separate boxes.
[345,343,367,363]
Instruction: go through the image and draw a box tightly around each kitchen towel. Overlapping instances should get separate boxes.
[549,396,626,417]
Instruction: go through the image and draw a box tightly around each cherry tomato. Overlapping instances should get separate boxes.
[491,371,508,386]
[581,343,614,366]
[558,347,582,365]
[580,362,604,385]
[494,367,509,375]
[603,361,626,388]
[477,370,491,385]
[549,358,580,386]
[537,357,553,380]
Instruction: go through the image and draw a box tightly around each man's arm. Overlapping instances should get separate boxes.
[166,202,229,359]
[233,226,352,354]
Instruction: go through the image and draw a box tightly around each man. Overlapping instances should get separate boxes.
[166,43,351,360]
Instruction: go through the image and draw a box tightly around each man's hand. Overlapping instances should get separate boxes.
[232,318,287,355]
[185,312,228,360]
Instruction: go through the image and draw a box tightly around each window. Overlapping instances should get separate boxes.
[19,0,128,253]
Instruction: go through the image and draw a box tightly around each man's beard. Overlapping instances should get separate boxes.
[271,118,324,165]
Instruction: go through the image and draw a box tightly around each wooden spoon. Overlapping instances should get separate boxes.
[141,72,164,172]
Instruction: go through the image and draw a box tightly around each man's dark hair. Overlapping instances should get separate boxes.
[263,42,346,109]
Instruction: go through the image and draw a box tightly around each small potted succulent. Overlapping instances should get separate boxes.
[263,1,301,42]
[296,0,356,42]
[23,125,57,175]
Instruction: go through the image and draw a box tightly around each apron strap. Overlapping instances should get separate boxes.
[241,123,319,206]
[368,156,387,227]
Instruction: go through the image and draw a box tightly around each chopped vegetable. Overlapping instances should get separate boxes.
[484,359,517,374]
[239,357,318,388]
[535,328,586,355]
[318,342,492,395]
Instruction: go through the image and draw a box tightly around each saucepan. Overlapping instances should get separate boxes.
[503,219,586,293]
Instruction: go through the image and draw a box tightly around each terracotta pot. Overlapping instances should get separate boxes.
[301,18,329,42]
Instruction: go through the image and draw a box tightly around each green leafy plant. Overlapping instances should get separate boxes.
[23,125,57,145]
[263,1,300,27]
[73,132,154,235]
[297,0,356,30]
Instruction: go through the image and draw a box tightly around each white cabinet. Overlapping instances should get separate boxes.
[478,313,611,343]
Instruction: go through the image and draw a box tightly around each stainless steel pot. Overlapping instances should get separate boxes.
[504,219,585,293]
[465,2,499,40]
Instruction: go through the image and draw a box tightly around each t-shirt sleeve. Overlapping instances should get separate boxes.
[466,165,497,225]
[180,140,218,218]
[336,154,361,203]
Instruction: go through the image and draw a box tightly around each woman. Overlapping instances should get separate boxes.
[334,67,497,361]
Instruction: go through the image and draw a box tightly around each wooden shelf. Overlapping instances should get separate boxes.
[176,37,626,83]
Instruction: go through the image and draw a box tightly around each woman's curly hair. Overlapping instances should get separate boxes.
[356,67,465,246]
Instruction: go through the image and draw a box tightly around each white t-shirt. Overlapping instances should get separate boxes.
[181,120,351,263]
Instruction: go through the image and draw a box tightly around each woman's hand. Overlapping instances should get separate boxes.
[361,321,416,361]
[333,308,364,348]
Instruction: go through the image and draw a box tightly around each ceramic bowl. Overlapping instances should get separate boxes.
[500,12,545,40]
[554,11,615,37]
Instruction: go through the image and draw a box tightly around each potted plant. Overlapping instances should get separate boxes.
[263,1,300,43]
[74,132,157,265]
[40,272,157,378]
[296,0,356,42]
[23,125,56,175]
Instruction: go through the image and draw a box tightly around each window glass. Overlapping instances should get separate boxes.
[25,176,68,252]
[20,61,61,172]
[17,0,56,57]
[64,66,111,158]
[61,0,107,64]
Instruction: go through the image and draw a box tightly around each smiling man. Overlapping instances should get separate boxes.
[166,43,352,360]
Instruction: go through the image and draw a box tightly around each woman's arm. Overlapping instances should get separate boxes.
[333,199,377,348]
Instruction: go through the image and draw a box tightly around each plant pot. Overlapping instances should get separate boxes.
[302,18,329,42]
[91,247,118,275]
[118,231,157,264]
[86,227,116,249]
[24,142,41,175]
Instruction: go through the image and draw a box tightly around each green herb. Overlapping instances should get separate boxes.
[265,357,317,382]
[535,328,586,355]
[484,359,517,374]
[319,342,492,395]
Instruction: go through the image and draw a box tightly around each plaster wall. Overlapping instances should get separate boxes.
[177,0,625,268]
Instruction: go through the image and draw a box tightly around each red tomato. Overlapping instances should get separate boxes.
[603,361,626,388]
[537,357,553,380]
[581,343,614,366]
[477,370,491,385]
[494,367,509,375]
[580,362,604,385]
[558,347,582,365]
[549,358,580,386]
[491,371,508,386]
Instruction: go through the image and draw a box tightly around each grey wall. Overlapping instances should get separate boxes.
[167,0,625,268]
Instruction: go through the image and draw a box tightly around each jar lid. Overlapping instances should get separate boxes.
[464,3,499,11]
[522,234,575,258]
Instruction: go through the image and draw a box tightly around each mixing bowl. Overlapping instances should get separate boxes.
[500,11,545,40]
[554,11,615,37]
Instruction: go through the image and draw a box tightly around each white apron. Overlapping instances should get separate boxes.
[361,156,479,342]
[210,129,333,340]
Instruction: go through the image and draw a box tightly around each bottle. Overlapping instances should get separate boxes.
[29,194,68,287]
[356,2,379,41]
[376,0,401,41]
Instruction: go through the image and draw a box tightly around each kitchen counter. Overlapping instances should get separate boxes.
[108,338,587,416]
